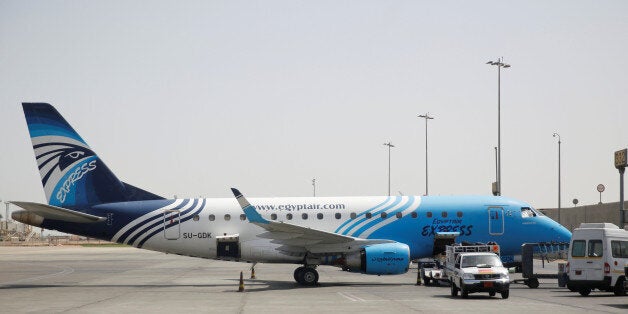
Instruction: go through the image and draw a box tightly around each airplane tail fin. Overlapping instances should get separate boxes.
[22,103,164,208]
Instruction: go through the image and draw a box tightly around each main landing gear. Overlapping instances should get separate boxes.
[294,266,319,286]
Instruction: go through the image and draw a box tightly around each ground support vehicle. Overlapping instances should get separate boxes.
[445,244,510,299]
[511,242,569,288]
[566,223,628,296]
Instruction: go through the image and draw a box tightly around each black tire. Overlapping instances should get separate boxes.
[614,278,626,296]
[527,278,539,289]
[424,276,431,286]
[489,291,496,297]
[578,288,591,296]
[450,281,458,297]
[293,267,305,283]
[299,267,319,286]
[461,284,469,298]
[501,290,509,299]
[567,283,577,292]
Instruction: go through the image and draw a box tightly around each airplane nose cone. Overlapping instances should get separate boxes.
[553,224,572,242]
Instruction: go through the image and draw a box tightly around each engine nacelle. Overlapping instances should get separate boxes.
[345,243,410,275]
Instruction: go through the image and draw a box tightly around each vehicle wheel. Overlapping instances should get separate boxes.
[450,281,458,297]
[613,278,626,296]
[578,288,591,296]
[489,291,496,297]
[567,283,577,292]
[501,290,509,299]
[461,284,469,298]
[293,267,305,283]
[527,278,539,289]
[424,276,431,286]
[299,267,319,286]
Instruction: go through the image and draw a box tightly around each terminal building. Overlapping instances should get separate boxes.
[540,201,628,231]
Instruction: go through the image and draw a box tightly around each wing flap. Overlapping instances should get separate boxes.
[230,188,395,254]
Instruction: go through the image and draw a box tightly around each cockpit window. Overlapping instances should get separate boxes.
[521,207,536,218]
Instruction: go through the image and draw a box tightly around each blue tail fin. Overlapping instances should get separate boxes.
[22,103,164,208]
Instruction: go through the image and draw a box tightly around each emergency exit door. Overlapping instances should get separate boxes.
[163,209,181,240]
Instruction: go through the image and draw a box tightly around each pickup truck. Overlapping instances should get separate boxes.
[445,245,510,299]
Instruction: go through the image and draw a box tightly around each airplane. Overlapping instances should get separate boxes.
[11,103,571,286]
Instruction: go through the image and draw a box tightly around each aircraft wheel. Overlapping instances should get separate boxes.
[501,289,509,299]
[613,278,626,296]
[299,267,319,286]
[293,267,305,283]
[450,280,458,297]
[578,288,591,296]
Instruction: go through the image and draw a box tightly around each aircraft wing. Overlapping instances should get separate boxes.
[11,201,106,223]
[231,188,393,254]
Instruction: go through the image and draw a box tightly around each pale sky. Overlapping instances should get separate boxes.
[1,1,627,215]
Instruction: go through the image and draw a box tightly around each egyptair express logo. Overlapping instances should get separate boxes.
[34,142,98,204]
[56,159,97,203]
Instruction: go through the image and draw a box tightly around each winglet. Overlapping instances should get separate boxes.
[230,188,269,224]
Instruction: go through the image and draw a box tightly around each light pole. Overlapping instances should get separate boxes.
[312,178,316,197]
[383,142,395,196]
[553,133,561,223]
[418,113,434,195]
[486,58,510,196]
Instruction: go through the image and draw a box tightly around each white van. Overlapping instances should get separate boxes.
[567,223,628,296]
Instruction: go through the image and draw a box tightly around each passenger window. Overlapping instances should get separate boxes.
[240,214,246,221]
[350,212,357,219]
[302,213,308,220]
[193,215,199,221]
[588,240,603,257]
[286,213,293,220]
[335,213,342,219]
[366,213,372,219]
[411,212,418,219]
[611,241,628,258]
[271,213,277,220]
[457,211,463,218]
[381,212,387,219]
[208,214,215,221]
[571,240,585,257]
[441,212,447,218]
[224,214,231,221]
[426,212,432,218]
[396,212,402,219]
[521,207,535,218]
[317,213,323,220]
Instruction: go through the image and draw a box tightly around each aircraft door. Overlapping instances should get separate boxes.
[163,209,181,240]
[488,207,504,235]
[216,235,241,259]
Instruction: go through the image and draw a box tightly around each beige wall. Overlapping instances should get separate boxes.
[539,201,628,231]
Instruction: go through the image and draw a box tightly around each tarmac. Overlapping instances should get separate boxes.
[0,246,626,313]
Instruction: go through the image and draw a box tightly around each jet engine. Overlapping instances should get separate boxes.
[344,242,410,275]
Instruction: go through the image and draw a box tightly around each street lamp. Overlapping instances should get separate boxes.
[312,178,316,197]
[553,133,562,223]
[418,113,434,195]
[383,142,395,196]
[486,57,511,196]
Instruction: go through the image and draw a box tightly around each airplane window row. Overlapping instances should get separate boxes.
[202,211,463,222]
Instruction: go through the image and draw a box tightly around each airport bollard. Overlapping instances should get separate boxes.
[415,268,422,286]
[238,271,245,292]
[251,267,256,279]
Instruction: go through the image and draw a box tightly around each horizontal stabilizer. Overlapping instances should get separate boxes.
[11,201,105,223]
